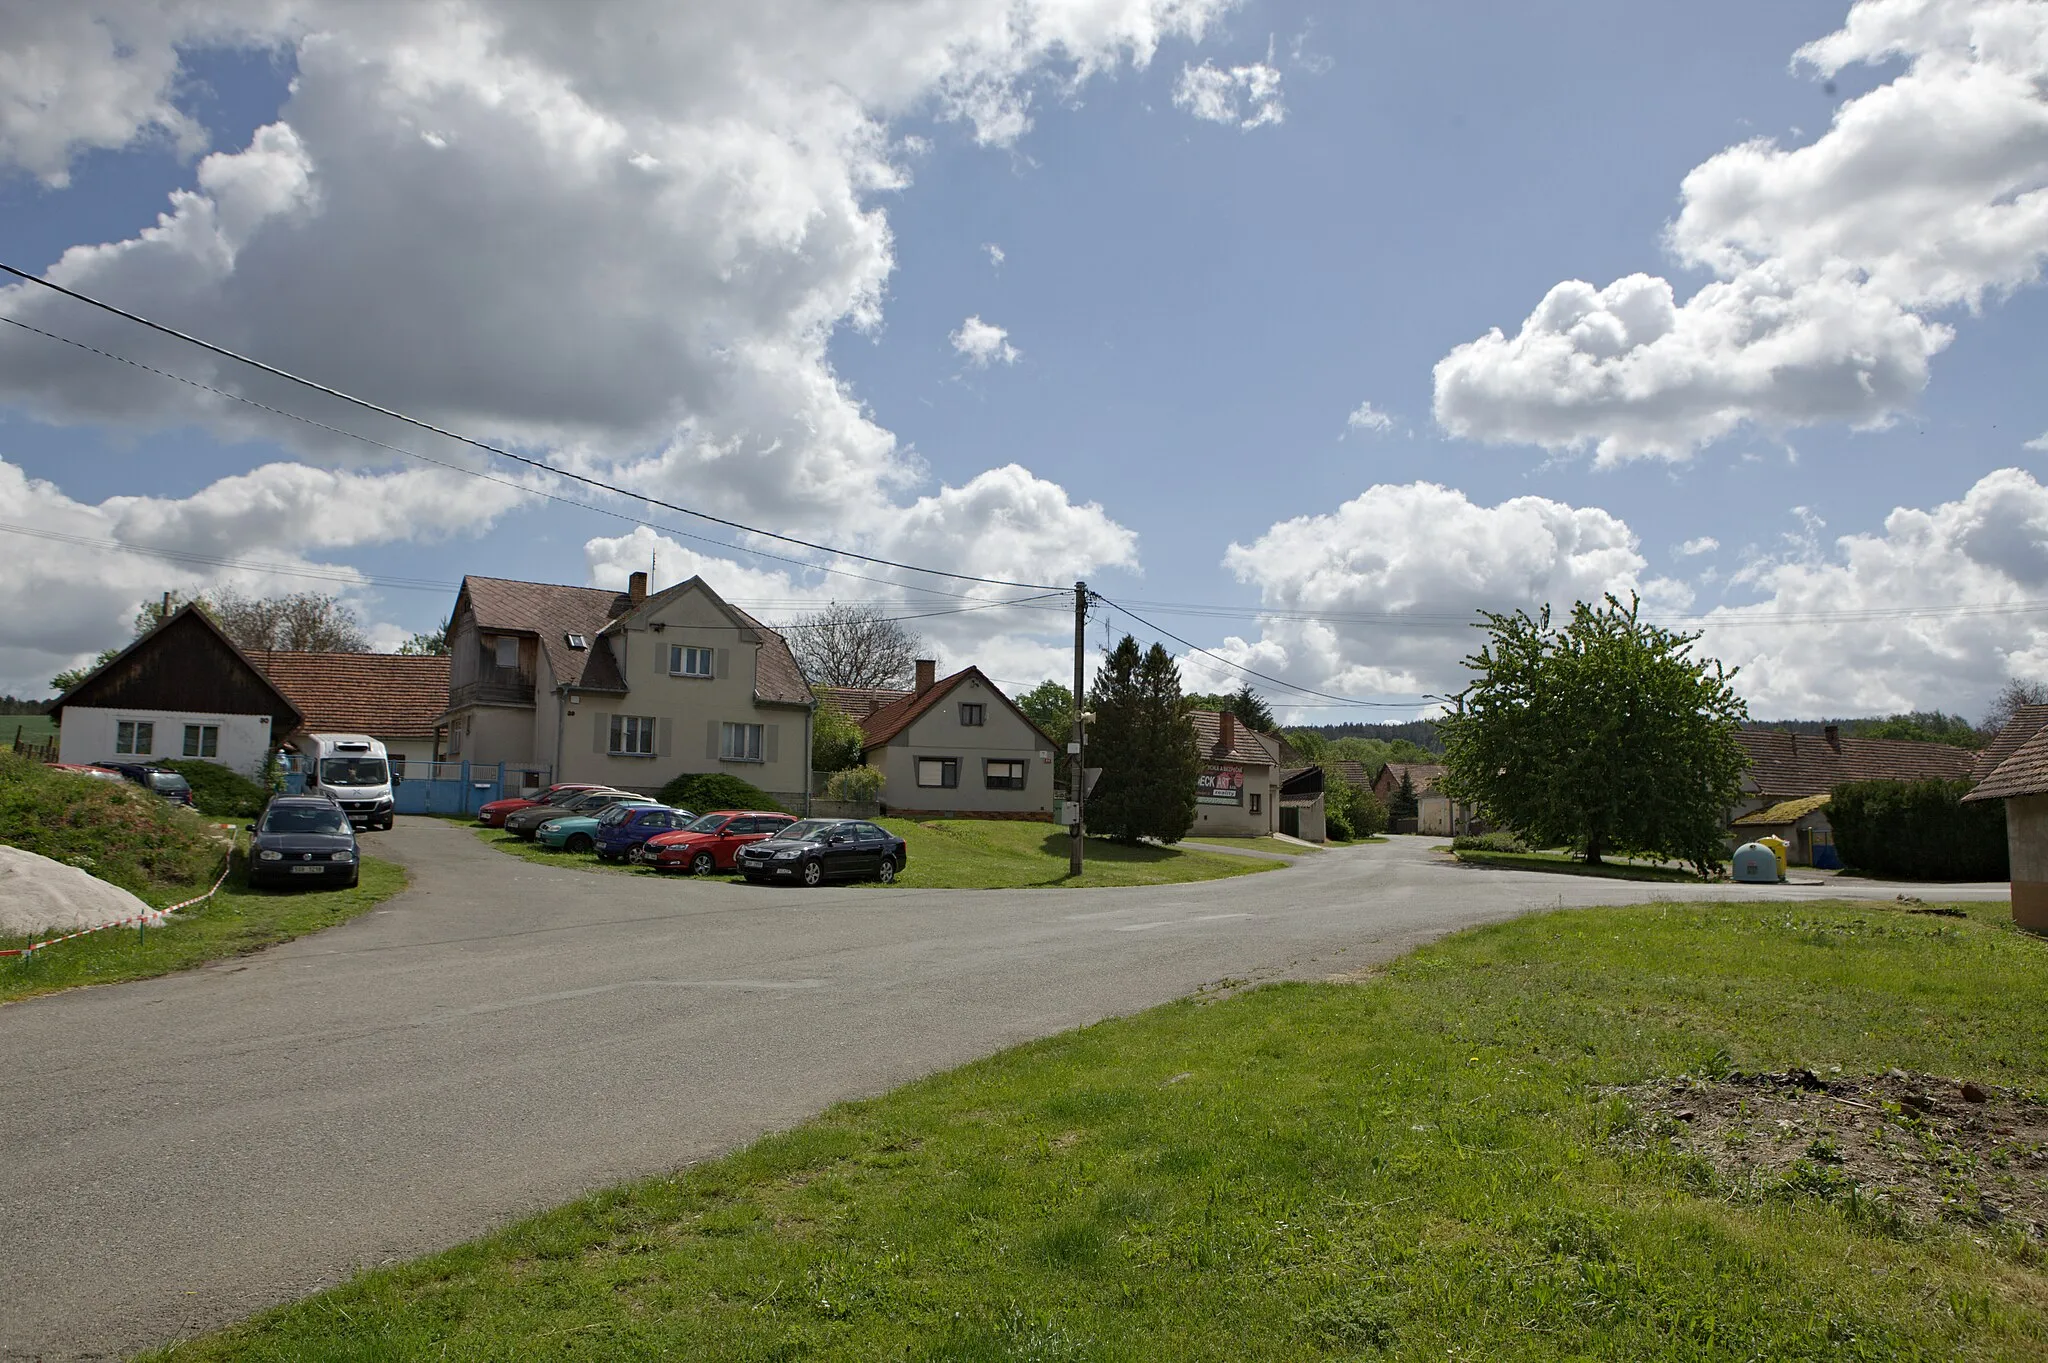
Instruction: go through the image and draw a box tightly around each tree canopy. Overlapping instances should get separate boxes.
[1436,594,1749,875]
[787,602,923,689]
[1983,679,2048,737]
[811,689,868,772]
[52,589,370,689]
[1087,635,1199,844]
[1015,679,1074,741]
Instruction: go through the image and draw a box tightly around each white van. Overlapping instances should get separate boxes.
[301,733,397,830]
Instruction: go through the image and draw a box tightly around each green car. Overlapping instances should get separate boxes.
[536,800,658,853]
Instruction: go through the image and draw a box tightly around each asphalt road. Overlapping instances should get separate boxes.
[0,822,2007,1359]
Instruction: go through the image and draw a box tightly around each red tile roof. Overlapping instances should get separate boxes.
[819,685,912,719]
[1735,728,1976,801]
[1375,763,1444,797]
[258,652,451,737]
[1966,724,2048,801]
[860,668,1054,748]
[1186,710,1279,765]
[1972,705,2048,783]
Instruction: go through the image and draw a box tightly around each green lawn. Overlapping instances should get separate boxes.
[3,712,55,747]
[150,897,2048,1360]
[471,818,1277,890]
[1454,847,1715,883]
[0,856,406,1004]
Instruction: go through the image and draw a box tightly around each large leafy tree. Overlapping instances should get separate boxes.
[810,689,868,772]
[1015,679,1074,740]
[1087,635,1199,843]
[1436,594,1749,876]
[53,589,369,689]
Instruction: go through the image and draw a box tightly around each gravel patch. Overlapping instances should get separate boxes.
[0,845,153,938]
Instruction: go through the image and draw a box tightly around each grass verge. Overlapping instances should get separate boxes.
[1454,847,1714,883]
[471,818,1277,889]
[0,856,406,1004]
[1181,835,1323,854]
[154,896,2048,1360]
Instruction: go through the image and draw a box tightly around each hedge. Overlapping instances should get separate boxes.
[656,772,788,816]
[1826,778,2007,881]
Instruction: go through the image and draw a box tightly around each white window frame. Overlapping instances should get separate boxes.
[959,702,986,727]
[182,723,219,759]
[670,645,714,678]
[984,758,1026,790]
[720,721,764,763]
[116,719,154,755]
[610,714,657,757]
[917,757,960,789]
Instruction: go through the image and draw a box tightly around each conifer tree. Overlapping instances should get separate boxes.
[1087,636,1200,842]
[1137,642,1200,843]
[1390,769,1420,823]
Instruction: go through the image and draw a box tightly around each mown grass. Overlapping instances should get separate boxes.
[471,818,1277,889]
[1453,847,1714,883]
[0,856,406,1004]
[153,897,2048,1360]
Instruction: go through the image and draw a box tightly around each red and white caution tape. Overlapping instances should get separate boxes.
[1,854,234,959]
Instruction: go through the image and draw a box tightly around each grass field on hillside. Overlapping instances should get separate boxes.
[155,897,2048,1360]
[0,858,406,1004]
[471,817,1276,890]
[3,713,55,747]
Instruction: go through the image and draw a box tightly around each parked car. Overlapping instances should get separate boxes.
[641,810,798,875]
[246,796,360,889]
[535,799,662,854]
[96,760,195,807]
[502,788,637,839]
[592,804,695,862]
[476,783,607,828]
[735,819,908,887]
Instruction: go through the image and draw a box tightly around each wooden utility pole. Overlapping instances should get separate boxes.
[1070,580,1087,877]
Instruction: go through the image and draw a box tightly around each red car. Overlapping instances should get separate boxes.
[640,810,798,874]
[476,783,607,828]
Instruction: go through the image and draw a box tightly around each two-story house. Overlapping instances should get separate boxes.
[437,572,814,806]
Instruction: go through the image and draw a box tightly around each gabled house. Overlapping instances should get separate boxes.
[859,660,1058,818]
[1189,710,1280,835]
[50,604,302,778]
[1963,706,2048,931]
[259,652,451,779]
[1730,725,1978,864]
[437,572,814,806]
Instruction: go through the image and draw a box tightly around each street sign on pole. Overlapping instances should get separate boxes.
[1083,767,1103,798]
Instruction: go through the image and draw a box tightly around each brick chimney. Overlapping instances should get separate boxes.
[1219,710,1236,752]
[915,659,936,695]
[1824,723,1841,752]
[628,570,648,603]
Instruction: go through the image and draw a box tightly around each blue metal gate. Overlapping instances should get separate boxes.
[392,761,550,816]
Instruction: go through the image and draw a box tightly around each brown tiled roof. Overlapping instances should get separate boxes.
[725,602,812,707]
[1378,763,1444,796]
[1187,711,1279,765]
[1735,728,1976,800]
[259,652,450,737]
[821,684,912,719]
[1328,760,1371,788]
[861,668,1055,749]
[462,575,629,693]
[1966,724,2048,801]
[1972,705,2048,782]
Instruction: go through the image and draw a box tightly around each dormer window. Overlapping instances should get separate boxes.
[566,633,588,650]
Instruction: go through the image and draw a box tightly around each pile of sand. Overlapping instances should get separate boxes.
[0,846,153,938]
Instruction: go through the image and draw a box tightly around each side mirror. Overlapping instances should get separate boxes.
[244,824,256,833]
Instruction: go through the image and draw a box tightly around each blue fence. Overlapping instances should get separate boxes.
[278,759,549,816]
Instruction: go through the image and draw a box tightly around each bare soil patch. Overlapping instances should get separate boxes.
[1617,1068,2048,1239]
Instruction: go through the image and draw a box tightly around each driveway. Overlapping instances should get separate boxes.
[0,823,2006,1359]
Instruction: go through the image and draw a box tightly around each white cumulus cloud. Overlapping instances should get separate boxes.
[1343,401,1396,436]
[950,315,1021,367]
[1434,0,2048,462]
[1676,536,1721,557]
[1172,54,1284,129]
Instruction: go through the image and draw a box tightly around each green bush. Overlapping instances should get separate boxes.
[1827,778,2007,881]
[0,751,222,901]
[1324,806,1355,841]
[1453,830,1529,854]
[824,765,883,802]
[656,772,788,816]
[160,759,270,818]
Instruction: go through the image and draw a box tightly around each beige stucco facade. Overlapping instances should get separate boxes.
[871,673,1056,817]
[2007,794,2048,931]
[1192,761,1277,836]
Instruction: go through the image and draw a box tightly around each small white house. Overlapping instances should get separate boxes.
[50,605,304,779]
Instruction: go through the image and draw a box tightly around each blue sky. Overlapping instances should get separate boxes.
[3,0,2045,719]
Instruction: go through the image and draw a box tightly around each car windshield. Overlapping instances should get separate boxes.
[319,757,387,787]
[599,804,649,825]
[683,813,732,833]
[777,820,836,843]
[148,772,191,793]
[262,805,352,836]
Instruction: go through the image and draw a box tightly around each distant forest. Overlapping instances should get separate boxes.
[1295,720,1445,753]
[0,696,51,715]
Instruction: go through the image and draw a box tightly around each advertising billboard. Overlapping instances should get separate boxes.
[1197,764,1244,805]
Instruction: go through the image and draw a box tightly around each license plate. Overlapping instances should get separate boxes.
[290,865,325,875]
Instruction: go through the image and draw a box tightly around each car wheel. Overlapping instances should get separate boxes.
[801,859,824,887]
[692,851,717,876]
[876,857,897,884]
[567,833,594,854]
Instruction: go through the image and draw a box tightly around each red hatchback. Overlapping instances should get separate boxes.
[641,810,798,874]
[476,783,606,828]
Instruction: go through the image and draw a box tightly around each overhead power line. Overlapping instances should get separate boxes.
[0,261,1063,593]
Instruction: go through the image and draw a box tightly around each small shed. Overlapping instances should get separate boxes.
[1963,713,2048,931]
[1730,793,1837,868]
[1278,765,1326,843]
